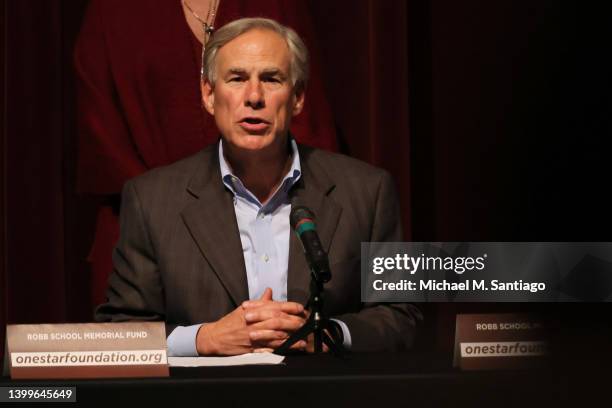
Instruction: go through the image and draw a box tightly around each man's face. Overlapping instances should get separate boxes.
[201,29,304,154]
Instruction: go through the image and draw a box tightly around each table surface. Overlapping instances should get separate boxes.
[0,352,585,407]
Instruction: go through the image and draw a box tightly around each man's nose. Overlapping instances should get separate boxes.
[245,80,265,109]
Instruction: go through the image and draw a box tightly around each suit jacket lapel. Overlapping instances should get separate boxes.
[180,146,249,307]
[177,143,341,307]
[287,146,342,304]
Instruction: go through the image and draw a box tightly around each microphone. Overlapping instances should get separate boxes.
[290,206,331,283]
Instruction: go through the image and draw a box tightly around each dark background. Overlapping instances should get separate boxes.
[1,0,611,359]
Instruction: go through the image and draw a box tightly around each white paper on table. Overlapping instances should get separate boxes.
[168,353,285,367]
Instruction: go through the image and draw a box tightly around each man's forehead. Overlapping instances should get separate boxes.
[216,29,291,70]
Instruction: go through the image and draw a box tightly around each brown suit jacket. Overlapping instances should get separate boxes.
[96,143,422,351]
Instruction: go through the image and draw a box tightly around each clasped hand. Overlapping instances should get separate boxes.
[196,288,310,355]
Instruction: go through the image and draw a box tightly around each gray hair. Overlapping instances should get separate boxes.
[203,17,309,92]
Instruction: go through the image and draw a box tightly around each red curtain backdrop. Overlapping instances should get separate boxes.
[310,0,411,236]
[2,0,93,360]
[0,0,6,363]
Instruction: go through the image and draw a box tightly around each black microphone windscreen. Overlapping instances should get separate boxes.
[290,206,315,230]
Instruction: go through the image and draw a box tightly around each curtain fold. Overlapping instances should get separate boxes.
[310,0,412,236]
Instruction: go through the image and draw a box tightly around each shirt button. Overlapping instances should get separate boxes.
[258,213,265,219]
[263,254,269,262]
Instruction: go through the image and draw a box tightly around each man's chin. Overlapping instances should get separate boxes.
[225,134,274,153]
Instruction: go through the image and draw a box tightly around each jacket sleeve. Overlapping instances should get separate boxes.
[335,172,423,351]
[94,181,176,335]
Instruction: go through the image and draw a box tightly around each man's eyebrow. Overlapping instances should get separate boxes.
[226,68,248,76]
[260,68,287,78]
[224,67,287,77]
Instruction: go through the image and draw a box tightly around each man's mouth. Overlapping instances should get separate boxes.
[239,117,270,133]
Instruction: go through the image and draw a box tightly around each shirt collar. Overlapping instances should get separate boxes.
[218,137,302,208]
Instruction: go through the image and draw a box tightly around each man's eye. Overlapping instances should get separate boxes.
[263,77,281,83]
[229,77,243,82]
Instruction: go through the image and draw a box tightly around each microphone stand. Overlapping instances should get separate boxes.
[275,271,346,357]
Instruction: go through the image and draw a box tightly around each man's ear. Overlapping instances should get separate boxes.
[201,78,215,115]
[292,87,305,117]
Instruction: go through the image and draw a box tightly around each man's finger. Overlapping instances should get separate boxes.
[253,348,274,353]
[281,339,307,350]
[249,329,288,342]
[259,287,273,301]
[242,289,282,309]
[251,316,305,332]
[252,338,307,350]
[306,343,330,353]
[289,340,308,350]
[245,308,303,323]
[242,299,270,308]
[245,309,279,323]
[242,301,304,315]
[305,333,330,353]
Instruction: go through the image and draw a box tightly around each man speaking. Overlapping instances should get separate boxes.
[96,17,421,356]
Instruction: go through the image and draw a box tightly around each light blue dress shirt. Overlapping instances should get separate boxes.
[167,139,351,356]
